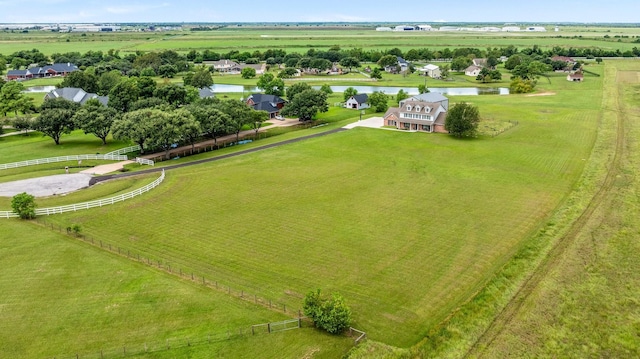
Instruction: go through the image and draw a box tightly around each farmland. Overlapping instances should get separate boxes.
[1,26,640,56]
[1,27,639,358]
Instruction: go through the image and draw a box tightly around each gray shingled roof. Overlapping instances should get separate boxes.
[45,87,108,106]
[351,93,368,104]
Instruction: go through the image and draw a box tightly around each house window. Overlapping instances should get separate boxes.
[406,105,412,111]
[415,106,421,112]
[426,116,431,120]
[425,107,431,113]
[403,123,410,129]
[422,125,431,131]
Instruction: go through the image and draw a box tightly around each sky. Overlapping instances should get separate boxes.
[0,0,638,24]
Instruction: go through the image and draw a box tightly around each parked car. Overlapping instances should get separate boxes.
[275,115,285,121]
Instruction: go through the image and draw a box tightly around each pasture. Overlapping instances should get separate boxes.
[14,65,604,348]
[1,26,640,56]
[2,26,634,358]
[0,220,353,358]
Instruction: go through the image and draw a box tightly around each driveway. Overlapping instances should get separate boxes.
[343,117,385,129]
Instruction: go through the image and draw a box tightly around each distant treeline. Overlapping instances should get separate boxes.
[2,43,638,76]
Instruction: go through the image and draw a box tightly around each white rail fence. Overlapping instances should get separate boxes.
[105,145,142,156]
[135,157,155,166]
[0,154,129,170]
[0,170,165,218]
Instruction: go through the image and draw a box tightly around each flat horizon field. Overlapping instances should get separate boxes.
[22,64,605,348]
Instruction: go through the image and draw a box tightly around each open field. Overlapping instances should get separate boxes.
[0,219,353,358]
[2,27,640,55]
[12,64,603,349]
[462,59,640,358]
[3,27,637,358]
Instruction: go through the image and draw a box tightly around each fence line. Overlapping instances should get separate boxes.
[0,154,129,170]
[35,220,364,358]
[35,215,304,321]
[135,157,155,166]
[33,170,164,216]
[349,327,367,344]
[105,145,141,156]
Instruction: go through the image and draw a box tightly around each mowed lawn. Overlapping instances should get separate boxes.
[0,220,353,358]
[40,66,603,347]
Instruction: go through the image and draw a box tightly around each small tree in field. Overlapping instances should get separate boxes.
[11,192,36,219]
[303,289,351,334]
[445,102,480,138]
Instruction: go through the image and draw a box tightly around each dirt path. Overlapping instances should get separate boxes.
[464,66,626,357]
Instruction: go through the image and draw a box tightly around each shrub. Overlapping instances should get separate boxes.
[303,289,351,334]
[11,192,36,219]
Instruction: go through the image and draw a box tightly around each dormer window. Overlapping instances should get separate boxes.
[425,107,431,113]
[415,106,421,112]
[406,105,412,111]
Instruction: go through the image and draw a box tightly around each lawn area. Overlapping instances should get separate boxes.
[0,220,354,358]
[35,63,603,348]
[0,129,131,164]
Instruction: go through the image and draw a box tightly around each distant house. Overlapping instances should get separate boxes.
[44,87,108,106]
[419,64,441,79]
[567,72,584,82]
[344,94,369,110]
[6,63,78,81]
[472,58,487,68]
[465,65,482,77]
[245,93,286,119]
[383,93,449,133]
[205,59,241,74]
[384,57,410,74]
[239,63,266,75]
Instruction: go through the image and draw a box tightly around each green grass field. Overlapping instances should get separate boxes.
[2,27,640,56]
[9,65,602,349]
[462,59,640,358]
[0,220,353,358]
[2,27,637,358]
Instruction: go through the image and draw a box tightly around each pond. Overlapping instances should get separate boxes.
[210,84,509,95]
[22,86,57,93]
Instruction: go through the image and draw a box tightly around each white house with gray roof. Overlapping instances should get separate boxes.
[44,87,108,106]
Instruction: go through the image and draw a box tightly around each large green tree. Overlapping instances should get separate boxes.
[112,109,156,154]
[34,108,76,145]
[59,71,99,93]
[368,91,389,112]
[377,55,398,69]
[0,81,34,116]
[154,83,188,107]
[343,87,358,102]
[98,70,123,96]
[444,102,481,138]
[281,89,328,122]
[249,110,269,138]
[256,73,285,96]
[339,57,360,73]
[191,66,214,88]
[188,104,230,146]
[286,82,312,101]
[108,78,140,112]
[73,99,119,144]
[451,56,473,71]
[219,99,253,142]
